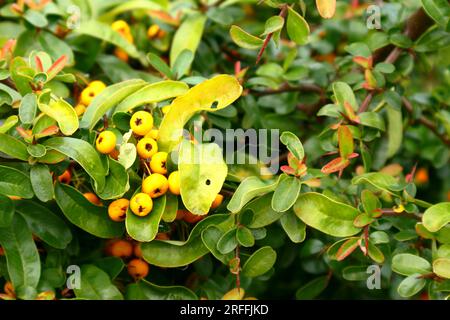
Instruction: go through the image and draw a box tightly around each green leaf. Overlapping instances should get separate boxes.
[16,200,72,249]
[0,165,33,199]
[361,190,381,214]
[170,13,206,68]
[336,237,359,261]
[75,20,139,58]
[368,242,385,264]
[242,246,276,278]
[158,75,242,152]
[74,265,123,300]
[10,57,33,96]
[392,253,432,276]
[386,105,402,158]
[39,31,75,66]
[397,274,427,297]
[421,0,450,28]
[227,177,278,213]
[126,189,166,242]
[99,0,162,21]
[374,62,395,74]
[93,257,124,280]
[125,280,197,300]
[114,80,188,114]
[229,25,263,49]
[338,125,354,160]
[217,228,238,254]
[296,276,329,299]
[433,258,450,279]
[172,49,194,79]
[415,26,450,52]
[43,137,106,193]
[24,10,48,28]
[30,164,54,202]
[27,144,46,158]
[96,158,129,200]
[0,214,40,299]
[286,7,310,45]
[390,33,413,49]
[236,226,255,247]
[423,202,450,232]
[343,266,369,281]
[201,226,234,264]
[280,131,304,160]
[271,175,301,212]
[54,183,124,239]
[352,172,398,194]
[0,194,14,227]
[246,193,285,228]
[162,193,178,223]
[142,214,234,267]
[262,16,285,36]
[359,112,385,131]
[80,79,146,130]
[0,133,29,161]
[147,53,173,78]
[0,115,18,133]
[37,92,78,136]
[294,192,361,237]
[178,141,228,215]
[280,210,306,243]
[333,82,357,111]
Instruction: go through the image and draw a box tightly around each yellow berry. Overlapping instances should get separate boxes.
[79,86,97,106]
[96,131,117,154]
[130,111,153,136]
[222,288,245,300]
[108,198,129,222]
[145,129,159,140]
[147,24,160,38]
[130,193,153,216]
[168,171,181,195]
[136,137,158,159]
[83,192,102,206]
[142,173,169,198]
[127,259,149,279]
[89,80,106,92]
[111,20,130,35]
[211,194,224,209]
[149,151,168,174]
[74,104,86,116]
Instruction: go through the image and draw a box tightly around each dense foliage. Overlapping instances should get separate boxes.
[0,0,449,300]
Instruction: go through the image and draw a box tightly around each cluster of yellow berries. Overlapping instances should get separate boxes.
[74,80,107,116]
[97,110,223,222]
[111,20,134,62]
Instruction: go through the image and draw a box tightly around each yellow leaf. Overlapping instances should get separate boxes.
[316,0,336,19]
[158,75,243,152]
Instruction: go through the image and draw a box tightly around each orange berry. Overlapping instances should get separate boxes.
[133,243,143,259]
[109,240,133,258]
[0,246,4,256]
[108,199,129,222]
[57,169,71,184]
[4,281,14,297]
[114,48,129,62]
[83,192,102,206]
[155,232,170,240]
[127,259,149,279]
[176,209,186,220]
[210,194,224,209]
[415,168,429,185]
[183,211,205,224]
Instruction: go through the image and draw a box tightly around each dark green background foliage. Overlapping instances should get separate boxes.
[0,0,449,300]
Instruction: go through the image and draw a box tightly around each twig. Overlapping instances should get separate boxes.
[381,209,422,221]
[255,4,288,64]
[402,97,450,146]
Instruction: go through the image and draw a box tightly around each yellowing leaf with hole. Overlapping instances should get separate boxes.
[178,140,227,215]
[158,75,242,152]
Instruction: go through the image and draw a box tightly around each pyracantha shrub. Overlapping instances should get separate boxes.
[0,0,449,300]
